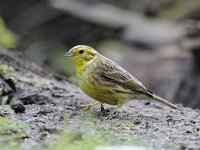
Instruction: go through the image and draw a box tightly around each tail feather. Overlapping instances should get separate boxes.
[152,94,180,110]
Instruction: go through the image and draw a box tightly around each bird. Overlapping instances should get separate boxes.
[64,45,179,113]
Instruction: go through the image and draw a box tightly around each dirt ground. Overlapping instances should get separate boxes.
[0,47,200,150]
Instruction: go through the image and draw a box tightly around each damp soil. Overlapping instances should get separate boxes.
[0,47,200,150]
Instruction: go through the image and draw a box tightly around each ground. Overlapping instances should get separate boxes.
[0,47,200,150]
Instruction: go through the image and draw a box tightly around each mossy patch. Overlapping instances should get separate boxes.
[0,61,15,76]
[0,87,8,105]
[50,131,107,150]
[36,81,51,90]
[0,17,17,48]
[0,116,28,149]
[0,88,3,97]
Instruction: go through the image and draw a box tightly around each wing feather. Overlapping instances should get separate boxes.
[96,56,151,95]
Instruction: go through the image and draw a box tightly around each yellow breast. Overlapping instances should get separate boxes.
[76,69,129,106]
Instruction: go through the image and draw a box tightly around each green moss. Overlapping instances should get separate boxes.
[0,142,20,150]
[36,82,50,90]
[0,116,28,133]
[0,17,17,48]
[50,131,107,150]
[0,117,28,147]
[0,61,15,76]
[0,88,3,97]
[0,96,8,105]
[0,88,7,105]
[82,109,99,123]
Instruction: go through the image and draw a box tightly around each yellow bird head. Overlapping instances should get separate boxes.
[65,45,98,68]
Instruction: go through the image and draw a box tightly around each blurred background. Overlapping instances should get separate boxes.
[0,0,200,108]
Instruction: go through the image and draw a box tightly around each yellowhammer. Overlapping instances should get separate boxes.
[65,45,179,111]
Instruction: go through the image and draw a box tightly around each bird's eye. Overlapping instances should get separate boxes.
[79,50,84,54]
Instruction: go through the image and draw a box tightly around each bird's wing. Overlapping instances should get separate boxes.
[96,56,152,95]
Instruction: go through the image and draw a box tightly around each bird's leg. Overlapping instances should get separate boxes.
[100,104,110,117]
[100,104,105,111]
[78,101,101,109]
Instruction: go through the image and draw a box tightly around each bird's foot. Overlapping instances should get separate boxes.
[102,107,118,120]
[100,104,110,117]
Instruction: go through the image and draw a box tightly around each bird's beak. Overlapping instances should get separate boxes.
[64,49,75,57]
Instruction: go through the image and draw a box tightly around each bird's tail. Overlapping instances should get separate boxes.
[152,94,180,110]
